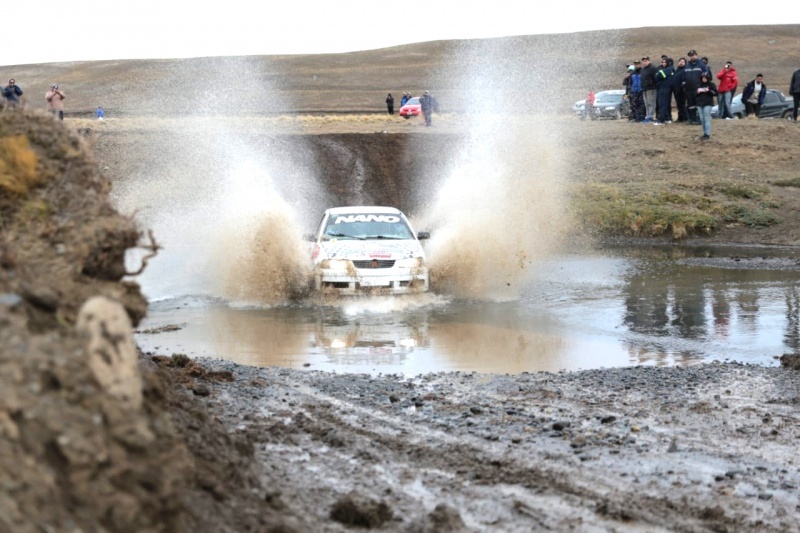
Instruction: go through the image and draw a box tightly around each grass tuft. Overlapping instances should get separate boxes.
[0,135,40,196]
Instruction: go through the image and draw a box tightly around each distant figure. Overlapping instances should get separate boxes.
[672,57,688,122]
[640,56,658,123]
[716,62,738,120]
[742,74,766,118]
[96,106,105,120]
[696,72,718,141]
[385,93,394,115]
[789,67,800,121]
[45,84,66,120]
[400,92,409,107]
[628,61,645,122]
[682,50,709,125]
[583,90,595,119]
[654,58,674,124]
[2,79,23,107]
[419,91,434,126]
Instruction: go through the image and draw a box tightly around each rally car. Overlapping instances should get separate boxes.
[306,206,430,295]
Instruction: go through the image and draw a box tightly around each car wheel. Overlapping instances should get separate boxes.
[782,110,793,119]
[614,109,622,120]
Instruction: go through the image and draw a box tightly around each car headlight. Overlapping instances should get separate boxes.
[319,259,350,270]
[395,257,426,268]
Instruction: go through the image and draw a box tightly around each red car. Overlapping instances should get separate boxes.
[398,97,421,119]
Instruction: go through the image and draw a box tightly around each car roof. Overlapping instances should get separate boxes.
[326,206,403,215]
[597,90,625,95]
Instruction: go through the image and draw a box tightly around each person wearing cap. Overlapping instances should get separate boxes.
[742,74,767,118]
[627,61,645,122]
[2,79,23,107]
[681,50,709,125]
[45,84,66,120]
[419,91,435,126]
[640,56,658,123]
[695,71,718,140]
[672,57,688,122]
[789,67,800,121]
[716,62,738,120]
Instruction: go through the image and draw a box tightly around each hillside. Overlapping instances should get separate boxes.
[2,25,799,116]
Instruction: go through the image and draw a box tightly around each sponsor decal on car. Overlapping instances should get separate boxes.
[334,214,400,224]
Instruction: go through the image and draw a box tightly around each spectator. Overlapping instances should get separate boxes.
[640,56,658,123]
[742,74,766,118]
[419,91,435,126]
[96,106,105,120]
[654,58,674,125]
[584,89,595,119]
[715,62,738,120]
[672,57,688,122]
[628,60,645,122]
[2,79,23,107]
[45,84,66,120]
[400,92,409,107]
[790,67,800,121]
[696,72,718,141]
[385,93,394,115]
[683,50,708,125]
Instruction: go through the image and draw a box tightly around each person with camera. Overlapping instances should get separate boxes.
[2,79,23,107]
[716,62,738,120]
[45,84,66,120]
[696,72,718,141]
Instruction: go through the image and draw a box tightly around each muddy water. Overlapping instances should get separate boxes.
[135,245,800,375]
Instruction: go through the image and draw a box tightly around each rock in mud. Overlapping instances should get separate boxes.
[330,491,393,527]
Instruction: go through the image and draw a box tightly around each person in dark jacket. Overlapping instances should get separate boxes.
[654,58,675,124]
[640,56,658,122]
[385,93,394,115]
[628,61,646,122]
[400,92,409,107]
[789,68,800,121]
[2,79,23,107]
[741,74,767,118]
[696,72,718,140]
[419,91,434,126]
[672,57,688,122]
[682,50,708,125]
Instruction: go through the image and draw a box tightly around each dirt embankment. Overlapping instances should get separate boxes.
[4,109,800,532]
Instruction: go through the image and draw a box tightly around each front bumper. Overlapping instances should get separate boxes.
[314,267,429,295]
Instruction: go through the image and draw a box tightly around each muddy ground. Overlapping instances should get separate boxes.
[3,108,800,532]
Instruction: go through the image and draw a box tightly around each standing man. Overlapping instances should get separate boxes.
[742,74,767,118]
[385,93,394,115]
[672,57,688,122]
[584,89,595,119]
[2,79,23,107]
[654,58,675,124]
[45,84,66,120]
[640,56,658,123]
[629,60,646,122]
[716,62,738,120]
[682,50,708,125]
[790,67,800,121]
[96,106,105,120]
[419,91,434,127]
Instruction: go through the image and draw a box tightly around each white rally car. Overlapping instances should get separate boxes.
[306,206,430,295]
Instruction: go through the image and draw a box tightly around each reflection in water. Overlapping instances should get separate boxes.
[136,247,800,375]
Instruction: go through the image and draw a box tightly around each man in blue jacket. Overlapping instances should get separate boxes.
[682,50,708,125]
[2,79,23,107]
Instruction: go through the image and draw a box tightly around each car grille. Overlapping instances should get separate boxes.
[353,260,396,269]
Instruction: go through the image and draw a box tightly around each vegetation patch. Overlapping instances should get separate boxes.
[0,135,39,196]
[772,177,800,188]
[573,180,780,239]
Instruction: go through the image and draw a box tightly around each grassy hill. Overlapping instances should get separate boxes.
[2,25,798,116]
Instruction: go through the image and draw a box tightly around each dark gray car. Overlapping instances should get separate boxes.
[711,89,794,119]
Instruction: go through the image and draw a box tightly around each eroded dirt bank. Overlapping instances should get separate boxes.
[3,109,800,532]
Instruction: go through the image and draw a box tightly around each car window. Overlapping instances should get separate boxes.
[406,98,419,105]
[732,94,742,104]
[764,92,778,104]
[322,214,415,240]
[595,93,622,103]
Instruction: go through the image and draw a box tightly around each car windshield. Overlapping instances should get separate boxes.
[405,98,419,105]
[595,93,622,103]
[322,213,415,240]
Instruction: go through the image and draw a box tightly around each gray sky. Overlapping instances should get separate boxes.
[7,0,796,65]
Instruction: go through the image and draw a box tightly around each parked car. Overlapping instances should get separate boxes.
[586,90,629,120]
[711,89,794,119]
[573,99,586,116]
[399,97,422,119]
[305,206,430,295]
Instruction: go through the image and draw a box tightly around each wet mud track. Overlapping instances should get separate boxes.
[192,359,800,531]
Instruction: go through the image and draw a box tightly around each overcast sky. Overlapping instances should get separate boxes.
[6,0,796,66]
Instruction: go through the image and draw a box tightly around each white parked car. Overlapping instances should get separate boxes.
[306,206,430,295]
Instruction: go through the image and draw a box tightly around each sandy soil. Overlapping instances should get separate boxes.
[3,108,800,532]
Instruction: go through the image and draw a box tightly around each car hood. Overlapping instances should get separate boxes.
[318,240,423,261]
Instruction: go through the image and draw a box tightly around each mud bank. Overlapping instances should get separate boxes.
[163,356,800,531]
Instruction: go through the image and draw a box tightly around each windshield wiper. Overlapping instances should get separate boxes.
[326,232,364,240]
[365,235,406,240]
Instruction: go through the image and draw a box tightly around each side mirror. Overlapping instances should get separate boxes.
[417,231,430,240]
[303,233,317,242]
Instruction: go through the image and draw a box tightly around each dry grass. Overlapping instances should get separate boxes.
[0,135,39,196]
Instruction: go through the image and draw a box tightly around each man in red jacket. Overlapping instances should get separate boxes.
[716,61,738,120]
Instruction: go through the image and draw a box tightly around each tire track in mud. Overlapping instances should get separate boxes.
[196,363,800,531]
